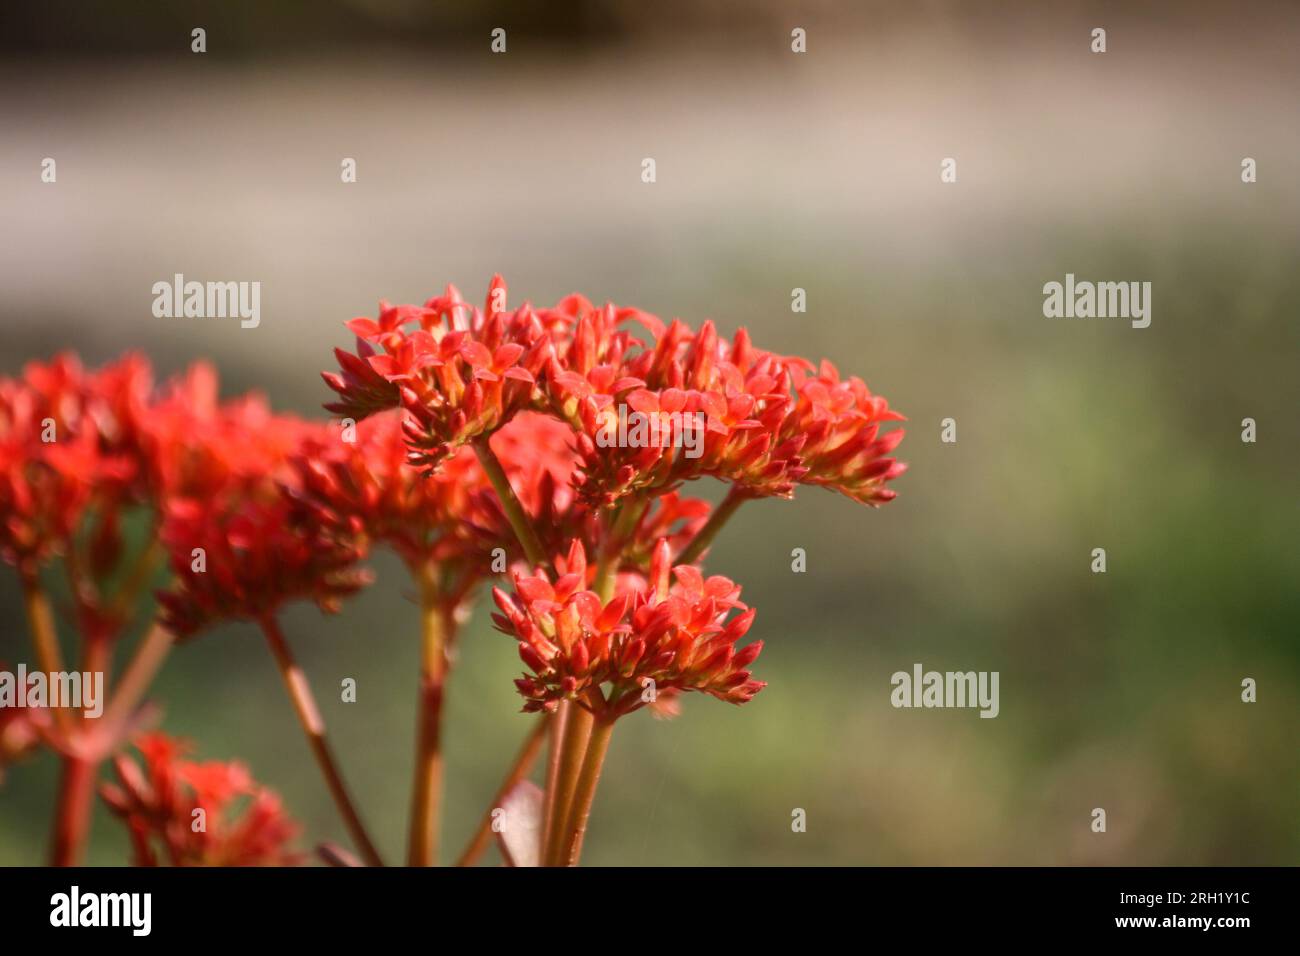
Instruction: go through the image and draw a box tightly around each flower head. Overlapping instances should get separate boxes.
[155,414,371,639]
[157,483,371,639]
[323,278,906,508]
[479,411,711,572]
[546,302,907,507]
[0,354,152,576]
[492,539,764,718]
[323,276,552,472]
[289,409,484,570]
[143,362,307,502]
[100,733,301,866]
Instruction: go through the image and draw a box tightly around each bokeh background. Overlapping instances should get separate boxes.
[1,0,1296,865]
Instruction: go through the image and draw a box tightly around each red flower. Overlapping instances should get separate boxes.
[492,539,764,719]
[0,354,151,576]
[100,733,301,866]
[323,276,551,472]
[546,303,907,507]
[288,409,488,608]
[781,360,907,505]
[323,278,905,507]
[143,362,306,502]
[157,486,371,639]
[479,411,710,571]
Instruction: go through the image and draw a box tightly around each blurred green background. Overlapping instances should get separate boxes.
[1,1,1297,865]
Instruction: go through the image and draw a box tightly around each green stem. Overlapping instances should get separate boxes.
[473,437,547,569]
[407,563,451,866]
[557,716,615,866]
[593,499,648,600]
[676,487,748,565]
[543,703,594,865]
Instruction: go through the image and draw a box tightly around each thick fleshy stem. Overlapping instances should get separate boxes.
[260,615,384,867]
[455,712,549,867]
[50,756,96,867]
[473,436,547,570]
[407,563,451,866]
[557,714,615,866]
[676,487,748,566]
[49,618,111,867]
[538,700,568,862]
[543,703,595,865]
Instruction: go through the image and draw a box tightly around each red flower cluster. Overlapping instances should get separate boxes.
[145,362,309,503]
[156,492,371,638]
[151,382,375,638]
[324,278,906,510]
[549,308,906,507]
[292,404,710,590]
[5,277,906,868]
[323,278,554,472]
[0,354,152,577]
[482,411,711,569]
[289,410,484,572]
[100,734,300,866]
[492,540,764,718]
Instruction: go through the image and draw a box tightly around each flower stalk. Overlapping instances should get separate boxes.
[543,701,595,865]
[408,562,451,866]
[473,437,547,569]
[19,575,72,734]
[259,615,384,867]
[98,621,174,744]
[557,713,615,866]
[676,487,747,565]
[2,279,906,867]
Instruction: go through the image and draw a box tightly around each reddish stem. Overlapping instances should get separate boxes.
[50,755,97,866]
[539,700,568,862]
[557,715,615,866]
[260,616,384,867]
[544,702,594,865]
[407,565,451,866]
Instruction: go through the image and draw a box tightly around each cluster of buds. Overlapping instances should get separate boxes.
[2,276,904,868]
[325,278,906,513]
[100,734,300,866]
[0,355,382,865]
[321,277,904,866]
[323,278,555,473]
[0,354,151,581]
[493,539,763,719]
